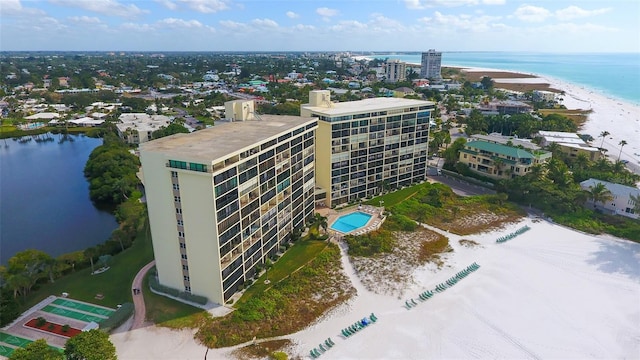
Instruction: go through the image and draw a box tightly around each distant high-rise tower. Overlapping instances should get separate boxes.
[384,60,407,82]
[421,49,442,80]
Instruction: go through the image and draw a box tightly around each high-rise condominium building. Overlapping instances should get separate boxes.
[140,113,318,304]
[301,90,435,208]
[384,60,407,82]
[421,49,442,79]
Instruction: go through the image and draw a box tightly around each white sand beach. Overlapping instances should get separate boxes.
[111,217,640,359]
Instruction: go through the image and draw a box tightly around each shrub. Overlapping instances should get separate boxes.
[48,323,55,330]
[99,302,134,333]
[62,324,70,333]
[345,230,396,257]
[271,351,288,360]
[177,291,208,305]
[36,317,46,327]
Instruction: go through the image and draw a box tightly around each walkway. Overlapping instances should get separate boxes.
[131,260,155,330]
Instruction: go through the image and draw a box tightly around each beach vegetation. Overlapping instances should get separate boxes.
[345,230,396,257]
[232,340,293,360]
[195,243,353,348]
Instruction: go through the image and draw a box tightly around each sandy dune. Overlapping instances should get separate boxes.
[112,217,640,359]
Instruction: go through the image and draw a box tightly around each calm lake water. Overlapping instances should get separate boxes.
[0,133,118,264]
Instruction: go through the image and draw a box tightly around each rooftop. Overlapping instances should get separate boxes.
[580,178,640,198]
[470,134,540,150]
[465,140,539,159]
[140,115,317,162]
[302,97,434,116]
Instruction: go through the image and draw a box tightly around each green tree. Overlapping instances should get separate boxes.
[443,138,467,166]
[313,213,328,234]
[599,130,609,149]
[617,140,627,161]
[2,250,53,298]
[64,329,117,360]
[586,183,613,208]
[480,76,494,90]
[9,339,63,360]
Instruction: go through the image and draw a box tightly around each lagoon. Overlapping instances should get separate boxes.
[0,134,118,264]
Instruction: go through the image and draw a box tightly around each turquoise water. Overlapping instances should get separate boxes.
[331,212,372,233]
[372,52,640,105]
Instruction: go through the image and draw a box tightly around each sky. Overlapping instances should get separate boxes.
[1,0,639,52]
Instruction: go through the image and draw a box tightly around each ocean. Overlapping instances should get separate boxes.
[371,52,640,105]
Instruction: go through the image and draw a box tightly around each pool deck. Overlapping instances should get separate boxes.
[324,205,386,237]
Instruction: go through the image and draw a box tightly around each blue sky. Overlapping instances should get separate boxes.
[1,0,638,52]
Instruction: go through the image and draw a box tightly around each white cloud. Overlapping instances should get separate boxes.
[251,18,278,28]
[158,17,205,28]
[513,5,551,22]
[369,13,405,32]
[419,11,501,32]
[67,15,102,24]
[49,0,146,17]
[316,7,338,18]
[0,0,46,16]
[329,20,367,32]
[405,0,503,9]
[538,22,618,34]
[219,20,246,30]
[286,11,299,19]
[178,0,229,13]
[294,24,315,31]
[120,22,153,32]
[155,0,177,10]
[555,6,611,21]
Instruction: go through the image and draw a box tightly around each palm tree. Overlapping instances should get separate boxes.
[599,130,610,149]
[617,140,627,162]
[313,213,328,234]
[586,183,613,209]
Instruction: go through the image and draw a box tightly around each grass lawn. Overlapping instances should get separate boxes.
[237,239,328,305]
[364,183,423,208]
[142,270,208,329]
[20,223,154,311]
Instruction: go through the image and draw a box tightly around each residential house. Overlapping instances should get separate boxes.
[580,179,639,219]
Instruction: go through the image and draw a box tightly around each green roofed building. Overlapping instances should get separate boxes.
[459,140,552,179]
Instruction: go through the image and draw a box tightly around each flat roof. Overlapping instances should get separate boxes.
[140,115,316,162]
[302,97,434,116]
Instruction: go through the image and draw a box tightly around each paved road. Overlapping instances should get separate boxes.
[428,175,496,197]
[131,260,156,330]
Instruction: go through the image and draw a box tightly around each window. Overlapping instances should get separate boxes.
[181,254,188,260]
[179,242,186,249]
[189,162,207,172]
[169,160,187,169]
[176,208,182,214]
[178,231,185,238]
[174,196,181,203]
[185,286,191,292]
[182,264,189,271]
[177,219,184,226]
[171,171,178,178]
[173,183,180,191]
[183,276,190,282]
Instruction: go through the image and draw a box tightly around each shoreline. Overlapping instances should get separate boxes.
[353,55,640,171]
[463,66,640,171]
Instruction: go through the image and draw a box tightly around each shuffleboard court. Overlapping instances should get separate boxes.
[0,344,15,357]
[52,298,115,317]
[0,333,32,348]
[42,305,106,323]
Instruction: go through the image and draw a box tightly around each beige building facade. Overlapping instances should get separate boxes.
[301,90,435,207]
[459,140,552,180]
[140,115,318,304]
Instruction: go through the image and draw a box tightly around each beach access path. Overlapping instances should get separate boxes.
[131,260,155,330]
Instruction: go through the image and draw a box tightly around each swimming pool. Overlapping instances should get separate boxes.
[330,212,372,233]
